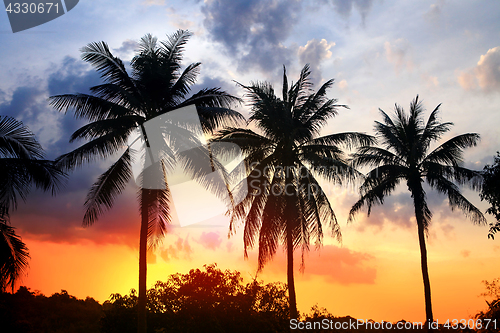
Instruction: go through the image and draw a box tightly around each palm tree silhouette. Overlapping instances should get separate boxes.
[0,115,64,291]
[348,96,485,324]
[50,30,242,333]
[213,64,374,319]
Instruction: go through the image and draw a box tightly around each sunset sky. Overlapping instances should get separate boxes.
[1,0,500,324]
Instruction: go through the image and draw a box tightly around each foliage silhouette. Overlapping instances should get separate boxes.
[0,115,65,291]
[0,286,102,333]
[476,278,500,333]
[50,30,242,333]
[348,96,485,324]
[212,64,374,319]
[101,264,290,333]
[480,152,500,239]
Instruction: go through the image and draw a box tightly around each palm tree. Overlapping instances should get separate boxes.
[212,64,374,319]
[49,30,242,333]
[0,115,64,291]
[348,96,486,324]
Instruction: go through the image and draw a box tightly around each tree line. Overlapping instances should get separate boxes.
[1,29,500,333]
[2,264,498,332]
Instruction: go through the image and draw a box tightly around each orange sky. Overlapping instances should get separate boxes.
[15,182,500,323]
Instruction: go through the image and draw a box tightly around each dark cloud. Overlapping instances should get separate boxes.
[0,86,43,120]
[47,56,101,96]
[11,182,140,248]
[201,0,301,73]
[113,40,139,57]
[329,0,375,23]
[1,55,142,248]
[191,75,239,98]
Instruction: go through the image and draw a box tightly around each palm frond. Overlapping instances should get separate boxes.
[81,41,136,89]
[0,221,29,292]
[426,174,486,225]
[56,128,133,170]
[160,29,193,64]
[307,132,375,150]
[351,146,406,168]
[83,148,133,226]
[49,94,137,121]
[0,116,44,159]
[348,165,404,222]
[423,133,480,166]
[0,158,66,213]
[69,116,143,142]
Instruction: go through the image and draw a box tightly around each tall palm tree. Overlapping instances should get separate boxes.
[348,96,486,324]
[49,30,242,333]
[0,115,64,291]
[212,64,374,319]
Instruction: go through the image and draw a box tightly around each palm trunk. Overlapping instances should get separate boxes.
[411,183,434,328]
[417,219,433,326]
[138,189,148,333]
[286,220,298,320]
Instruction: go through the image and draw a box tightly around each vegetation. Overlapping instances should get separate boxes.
[480,152,500,239]
[212,64,374,319]
[348,96,486,325]
[0,116,65,292]
[3,267,498,332]
[101,264,290,333]
[0,286,103,333]
[50,30,242,333]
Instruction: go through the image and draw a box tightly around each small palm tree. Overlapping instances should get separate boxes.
[0,115,64,291]
[50,30,242,333]
[213,64,374,319]
[348,96,486,324]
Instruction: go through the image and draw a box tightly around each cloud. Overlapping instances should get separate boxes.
[201,0,301,73]
[198,231,223,250]
[458,47,500,93]
[460,250,471,258]
[113,40,139,58]
[258,245,376,285]
[352,192,415,231]
[338,79,348,90]
[142,0,166,5]
[421,73,439,89]
[384,39,413,74]
[329,0,376,23]
[424,1,445,27]
[160,236,193,262]
[298,38,336,84]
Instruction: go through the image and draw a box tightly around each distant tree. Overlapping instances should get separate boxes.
[480,152,500,239]
[349,96,485,325]
[0,286,103,333]
[0,116,65,291]
[476,278,500,333]
[101,264,290,333]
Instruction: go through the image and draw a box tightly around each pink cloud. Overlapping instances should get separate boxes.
[198,232,223,250]
[256,245,376,285]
